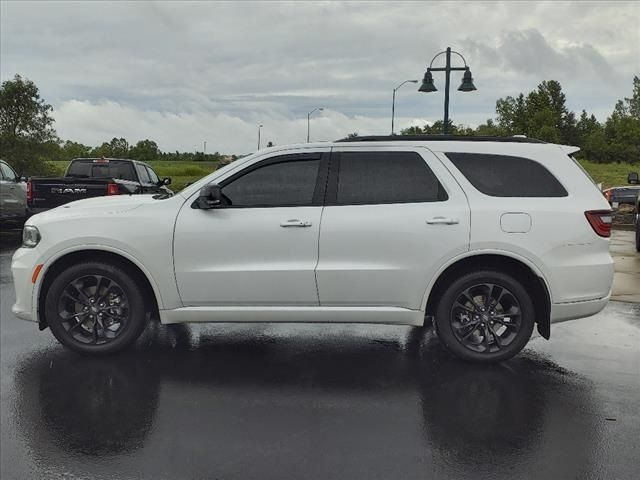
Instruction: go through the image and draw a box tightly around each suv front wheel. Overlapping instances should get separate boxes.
[45,261,147,355]
[435,270,535,363]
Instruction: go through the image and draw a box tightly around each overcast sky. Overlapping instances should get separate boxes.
[1,1,638,153]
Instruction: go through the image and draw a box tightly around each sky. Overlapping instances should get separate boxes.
[1,1,639,154]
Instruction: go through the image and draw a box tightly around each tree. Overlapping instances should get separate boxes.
[129,139,160,162]
[400,120,472,135]
[0,74,58,174]
[109,137,129,158]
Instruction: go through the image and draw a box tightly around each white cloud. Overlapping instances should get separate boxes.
[54,100,431,153]
[1,1,638,152]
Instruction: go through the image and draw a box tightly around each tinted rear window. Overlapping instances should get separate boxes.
[335,151,447,204]
[446,153,568,197]
[67,160,136,181]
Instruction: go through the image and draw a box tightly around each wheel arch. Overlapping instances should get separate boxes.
[36,248,162,330]
[424,252,552,339]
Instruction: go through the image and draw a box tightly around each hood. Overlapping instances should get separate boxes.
[28,194,161,225]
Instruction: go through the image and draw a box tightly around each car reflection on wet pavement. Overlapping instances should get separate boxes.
[1,230,638,480]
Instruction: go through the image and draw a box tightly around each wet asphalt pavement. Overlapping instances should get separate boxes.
[1,230,639,480]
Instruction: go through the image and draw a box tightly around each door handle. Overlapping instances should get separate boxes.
[426,216,459,225]
[280,219,312,227]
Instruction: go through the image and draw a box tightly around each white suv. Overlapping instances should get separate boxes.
[11,136,614,362]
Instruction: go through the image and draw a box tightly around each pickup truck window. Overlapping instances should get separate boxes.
[135,164,151,184]
[67,160,136,181]
[145,166,160,184]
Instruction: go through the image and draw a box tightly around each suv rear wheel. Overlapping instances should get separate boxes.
[435,270,535,363]
[45,261,147,355]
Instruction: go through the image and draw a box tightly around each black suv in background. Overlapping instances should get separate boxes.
[28,158,172,213]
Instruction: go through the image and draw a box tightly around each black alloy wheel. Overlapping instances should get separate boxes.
[435,270,535,363]
[57,274,130,346]
[45,261,147,355]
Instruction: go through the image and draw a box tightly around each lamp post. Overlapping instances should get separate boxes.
[307,107,324,142]
[257,124,263,150]
[391,80,418,135]
[419,47,476,134]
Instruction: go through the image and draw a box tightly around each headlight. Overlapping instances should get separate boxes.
[22,226,41,248]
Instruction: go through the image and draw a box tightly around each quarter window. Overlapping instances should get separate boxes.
[222,157,320,207]
[334,151,447,205]
[445,152,568,197]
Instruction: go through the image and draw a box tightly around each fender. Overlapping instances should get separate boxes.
[32,243,166,323]
[420,247,553,312]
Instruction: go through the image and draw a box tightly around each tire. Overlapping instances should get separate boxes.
[434,270,535,363]
[45,261,147,355]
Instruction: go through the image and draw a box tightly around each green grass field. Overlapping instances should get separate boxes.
[577,160,640,189]
[48,159,639,193]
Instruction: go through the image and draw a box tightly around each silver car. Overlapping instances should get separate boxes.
[0,159,28,223]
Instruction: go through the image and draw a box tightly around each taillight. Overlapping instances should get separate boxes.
[26,180,32,203]
[107,183,119,195]
[585,210,612,238]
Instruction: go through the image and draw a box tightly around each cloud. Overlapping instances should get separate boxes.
[53,100,432,153]
[1,1,638,152]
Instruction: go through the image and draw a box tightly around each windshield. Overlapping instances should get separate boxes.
[67,160,136,181]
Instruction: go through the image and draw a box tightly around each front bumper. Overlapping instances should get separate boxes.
[11,247,37,323]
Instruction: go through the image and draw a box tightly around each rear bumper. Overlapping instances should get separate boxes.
[550,294,610,324]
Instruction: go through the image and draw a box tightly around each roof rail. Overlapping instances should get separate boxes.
[335,135,547,144]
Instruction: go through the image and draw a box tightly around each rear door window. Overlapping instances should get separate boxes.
[331,151,447,205]
[445,152,568,197]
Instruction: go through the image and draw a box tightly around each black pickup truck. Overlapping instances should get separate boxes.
[28,158,172,213]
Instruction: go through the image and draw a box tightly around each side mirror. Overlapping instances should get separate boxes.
[194,183,223,209]
[628,172,639,185]
[162,177,172,186]
[19,175,28,183]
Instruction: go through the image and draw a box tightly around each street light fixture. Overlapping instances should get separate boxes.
[419,47,476,134]
[257,124,263,150]
[391,79,418,135]
[307,107,324,143]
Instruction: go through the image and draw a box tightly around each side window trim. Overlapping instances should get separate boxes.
[218,152,329,208]
[325,150,448,206]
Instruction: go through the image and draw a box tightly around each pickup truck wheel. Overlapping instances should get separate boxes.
[435,271,535,363]
[45,262,147,355]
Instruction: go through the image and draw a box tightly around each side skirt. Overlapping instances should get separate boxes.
[159,306,425,326]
